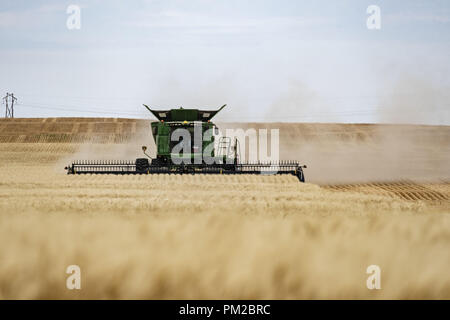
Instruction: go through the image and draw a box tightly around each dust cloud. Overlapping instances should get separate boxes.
[247,72,450,184]
[218,122,450,184]
[58,121,156,167]
[377,74,450,125]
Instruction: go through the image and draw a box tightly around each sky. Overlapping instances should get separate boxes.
[0,0,449,123]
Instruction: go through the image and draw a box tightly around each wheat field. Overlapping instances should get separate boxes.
[0,118,449,299]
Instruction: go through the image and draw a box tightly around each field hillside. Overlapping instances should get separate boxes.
[0,117,449,299]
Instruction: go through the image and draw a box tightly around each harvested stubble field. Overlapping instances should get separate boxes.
[0,118,449,299]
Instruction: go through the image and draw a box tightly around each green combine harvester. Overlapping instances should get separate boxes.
[65,104,306,181]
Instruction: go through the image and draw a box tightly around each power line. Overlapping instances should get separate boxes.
[13,100,450,121]
[17,101,380,117]
[16,102,383,120]
[16,91,450,103]
[18,92,145,102]
[18,103,144,116]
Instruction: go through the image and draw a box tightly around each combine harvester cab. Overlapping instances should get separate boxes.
[65,104,306,182]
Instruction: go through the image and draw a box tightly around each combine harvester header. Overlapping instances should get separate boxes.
[65,104,307,182]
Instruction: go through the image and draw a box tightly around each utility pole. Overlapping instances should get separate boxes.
[3,93,17,118]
